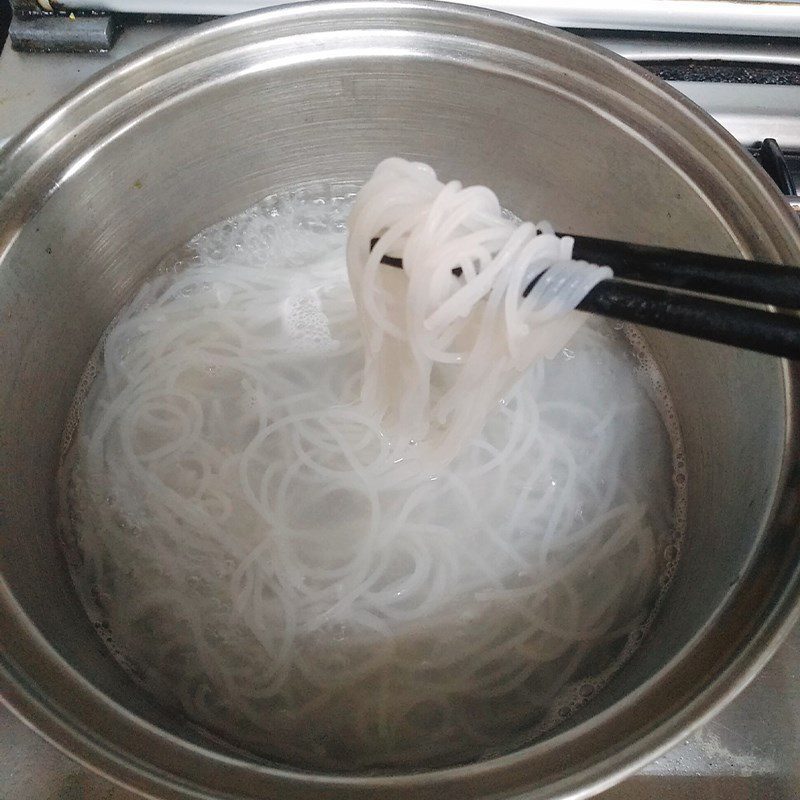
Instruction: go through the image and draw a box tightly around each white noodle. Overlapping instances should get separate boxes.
[347,158,612,468]
[60,178,683,772]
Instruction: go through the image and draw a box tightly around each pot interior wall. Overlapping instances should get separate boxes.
[0,32,791,770]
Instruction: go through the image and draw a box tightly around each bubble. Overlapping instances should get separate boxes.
[664,543,680,562]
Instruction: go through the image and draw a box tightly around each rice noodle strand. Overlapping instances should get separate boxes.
[347,159,613,467]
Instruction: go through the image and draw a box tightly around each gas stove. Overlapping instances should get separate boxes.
[0,5,798,799]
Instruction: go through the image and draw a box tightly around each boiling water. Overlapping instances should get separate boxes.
[59,184,686,771]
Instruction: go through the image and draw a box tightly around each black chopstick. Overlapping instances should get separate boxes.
[369,236,800,359]
[567,234,800,309]
[576,280,800,360]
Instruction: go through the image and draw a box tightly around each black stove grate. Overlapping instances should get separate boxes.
[750,139,798,197]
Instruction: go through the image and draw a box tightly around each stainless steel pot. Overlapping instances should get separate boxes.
[2,2,800,798]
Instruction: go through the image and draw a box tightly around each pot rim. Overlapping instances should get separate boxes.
[2,3,800,799]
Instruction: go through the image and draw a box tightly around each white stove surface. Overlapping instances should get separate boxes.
[45,0,800,37]
[1,18,799,800]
